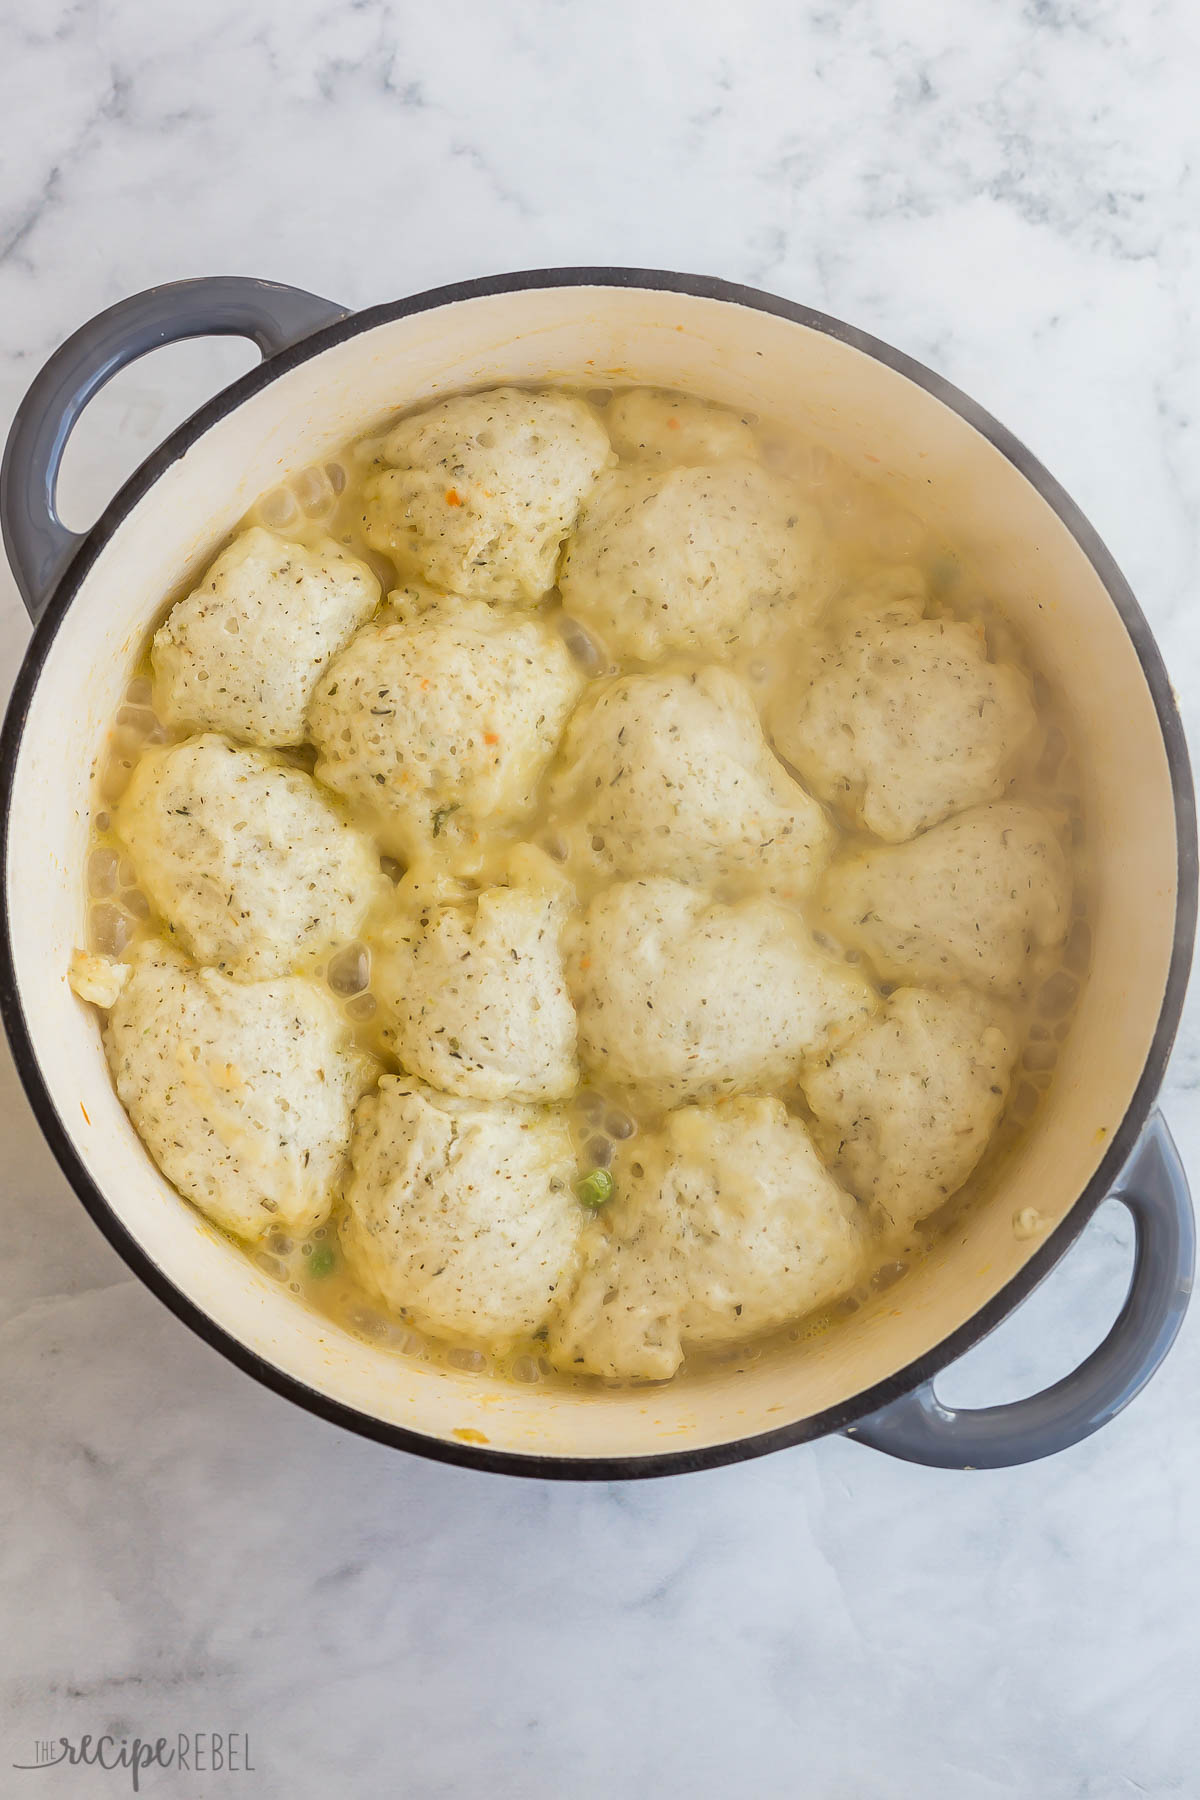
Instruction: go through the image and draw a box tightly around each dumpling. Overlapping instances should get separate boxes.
[361,387,612,604]
[558,460,829,663]
[567,878,876,1109]
[104,942,367,1239]
[115,735,382,980]
[374,846,577,1102]
[769,590,1037,841]
[605,388,759,466]
[308,590,583,862]
[340,1077,582,1350]
[801,988,1018,1233]
[819,802,1071,992]
[550,1098,866,1380]
[546,666,834,896]
[151,527,381,748]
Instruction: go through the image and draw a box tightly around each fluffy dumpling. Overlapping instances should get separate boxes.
[340,1077,582,1350]
[151,527,381,748]
[361,387,612,604]
[605,388,759,467]
[550,1098,866,1380]
[819,802,1071,992]
[558,461,828,663]
[115,735,382,979]
[769,590,1037,841]
[308,590,583,862]
[104,942,367,1239]
[567,878,876,1109]
[801,988,1019,1233]
[374,847,577,1102]
[546,666,834,896]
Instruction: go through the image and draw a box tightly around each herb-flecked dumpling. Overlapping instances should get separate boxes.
[309,590,583,863]
[567,878,876,1109]
[551,1098,866,1380]
[152,527,380,749]
[559,461,829,662]
[546,666,834,897]
[341,1077,582,1351]
[819,803,1071,993]
[104,942,367,1240]
[769,590,1037,841]
[361,388,612,603]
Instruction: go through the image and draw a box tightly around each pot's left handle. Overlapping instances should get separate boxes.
[0,276,349,621]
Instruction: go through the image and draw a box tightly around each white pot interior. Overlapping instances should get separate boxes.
[3,283,1183,1463]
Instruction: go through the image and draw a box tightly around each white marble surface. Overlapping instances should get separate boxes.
[2,2,1199,1795]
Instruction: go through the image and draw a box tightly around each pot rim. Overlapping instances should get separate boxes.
[1,265,1195,1480]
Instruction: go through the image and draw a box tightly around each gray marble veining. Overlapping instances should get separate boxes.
[1,2,1198,1794]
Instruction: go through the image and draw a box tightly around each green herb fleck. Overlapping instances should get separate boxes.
[575,1168,615,1209]
[308,1245,336,1279]
[432,804,460,838]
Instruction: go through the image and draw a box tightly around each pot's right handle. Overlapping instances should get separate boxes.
[846,1110,1194,1469]
[0,276,349,621]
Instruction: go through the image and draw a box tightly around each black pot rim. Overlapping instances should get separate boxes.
[1,265,1195,1481]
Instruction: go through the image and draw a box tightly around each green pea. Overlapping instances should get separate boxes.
[575,1168,615,1209]
[308,1245,336,1279]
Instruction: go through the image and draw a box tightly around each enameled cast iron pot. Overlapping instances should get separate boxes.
[1,271,1195,1478]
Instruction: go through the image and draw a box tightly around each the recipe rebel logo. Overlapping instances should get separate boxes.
[13,1732,255,1790]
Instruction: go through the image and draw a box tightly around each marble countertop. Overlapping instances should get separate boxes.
[2,3,1199,1795]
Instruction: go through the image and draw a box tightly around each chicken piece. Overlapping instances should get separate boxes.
[68,949,131,1009]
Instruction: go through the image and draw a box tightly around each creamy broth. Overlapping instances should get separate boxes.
[79,386,1088,1389]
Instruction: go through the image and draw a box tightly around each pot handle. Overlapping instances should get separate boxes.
[0,276,349,622]
[845,1109,1194,1469]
